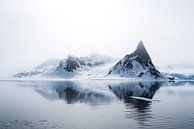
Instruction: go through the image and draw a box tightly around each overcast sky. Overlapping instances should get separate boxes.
[1,0,194,75]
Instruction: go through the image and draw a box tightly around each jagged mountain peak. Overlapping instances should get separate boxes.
[108,41,165,79]
[135,41,146,54]
[133,41,151,62]
[136,41,145,50]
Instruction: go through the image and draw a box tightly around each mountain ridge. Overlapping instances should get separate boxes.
[14,41,175,80]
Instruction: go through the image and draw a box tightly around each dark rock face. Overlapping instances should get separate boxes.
[65,57,80,72]
[58,56,80,72]
[108,41,164,79]
[14,54,114,78]
[56,55,112,73]
[133,41,152,64]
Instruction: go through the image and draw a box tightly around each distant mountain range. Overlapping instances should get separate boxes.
[14,41,192,80]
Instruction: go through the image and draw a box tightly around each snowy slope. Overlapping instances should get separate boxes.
[14,53,116,79]
[14,58,60,78]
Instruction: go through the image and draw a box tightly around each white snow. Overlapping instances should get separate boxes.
[13,53,119,80]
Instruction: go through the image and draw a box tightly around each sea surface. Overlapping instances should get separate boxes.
[0,80,194,129]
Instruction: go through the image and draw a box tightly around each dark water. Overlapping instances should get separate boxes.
[0,80,194,129]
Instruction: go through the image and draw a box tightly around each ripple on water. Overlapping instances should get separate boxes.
[0,120,63,129]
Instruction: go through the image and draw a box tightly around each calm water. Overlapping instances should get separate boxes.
[0,80,194,129]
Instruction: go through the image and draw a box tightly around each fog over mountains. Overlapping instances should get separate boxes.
[14,53,116,79]
[12,41,194,80]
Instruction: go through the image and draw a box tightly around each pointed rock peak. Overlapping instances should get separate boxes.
[136,41,146,52]
[133,41,151,61]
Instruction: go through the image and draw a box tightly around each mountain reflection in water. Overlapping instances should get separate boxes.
[55,82,111,105]
[108,81,163,127]
[0,81,194,129]
[29,81,165,127]
[32,81,163,107]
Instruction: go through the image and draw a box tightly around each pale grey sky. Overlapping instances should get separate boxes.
[0,0,194,75]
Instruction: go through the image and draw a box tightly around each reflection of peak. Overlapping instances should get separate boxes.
[109,81,162,100]
[108,81,163,126]
[108,81,162,125]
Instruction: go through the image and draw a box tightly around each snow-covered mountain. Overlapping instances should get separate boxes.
[56,54,113,71]
[14,53,116,78]
[14,41,190,80]
[107,41,170,80]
